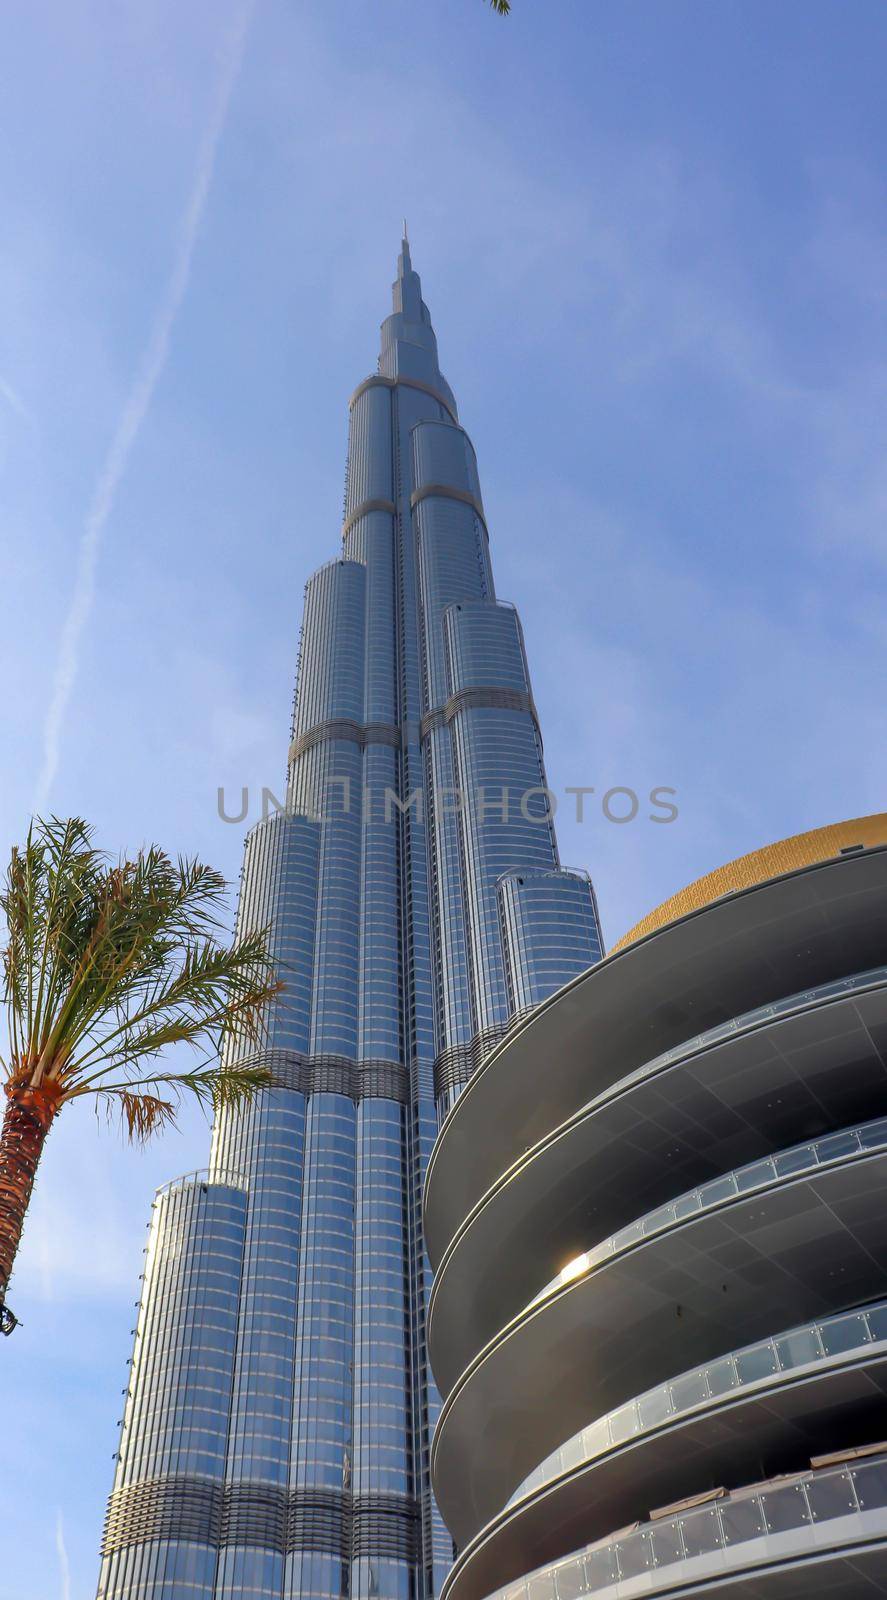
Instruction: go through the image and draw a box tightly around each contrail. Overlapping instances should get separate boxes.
[33,1,255,816]
[55,1511,71,1600]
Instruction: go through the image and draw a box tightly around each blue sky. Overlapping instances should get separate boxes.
[1,1,886,1593]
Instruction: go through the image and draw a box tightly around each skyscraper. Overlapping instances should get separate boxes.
[97,237,603,1600]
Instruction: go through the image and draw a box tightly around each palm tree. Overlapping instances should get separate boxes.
[488,1,511,12]
[0,816,281,1335]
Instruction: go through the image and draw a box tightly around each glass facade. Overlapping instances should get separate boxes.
[96,238,603,1600]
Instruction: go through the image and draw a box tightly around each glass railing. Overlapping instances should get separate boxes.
[496,1454,887,1600]
[507,1298,887,1509]
[598,965,887,1106]
[531,1114,887,1310]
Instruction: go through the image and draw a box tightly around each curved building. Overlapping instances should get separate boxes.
[95,238,603,1600]
[426,817,887,1600]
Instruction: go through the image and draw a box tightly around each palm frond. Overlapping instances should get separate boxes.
[69,930,283,1088]
[98,1059,273,1135]
[114,1089,179,1143]
[2,817,280,1141]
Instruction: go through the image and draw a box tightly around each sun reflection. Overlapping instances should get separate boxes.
[559,1252,589,1285]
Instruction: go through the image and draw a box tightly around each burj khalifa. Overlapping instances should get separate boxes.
[96,237,603,1600]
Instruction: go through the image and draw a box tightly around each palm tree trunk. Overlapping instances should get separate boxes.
[0,1087,57,1312]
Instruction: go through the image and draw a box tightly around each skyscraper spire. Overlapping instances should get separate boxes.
[385,234,442,387]
[96,243,603,1600]
[396,228,412,279]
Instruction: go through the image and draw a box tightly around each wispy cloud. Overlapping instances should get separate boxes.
[0,373,34,424]
[55,1511,71,1600]
[32,0,255,816]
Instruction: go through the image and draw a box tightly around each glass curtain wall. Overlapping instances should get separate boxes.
[96,238,603,1600]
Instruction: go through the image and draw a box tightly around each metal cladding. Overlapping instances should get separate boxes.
[96,239,603,1600]
[612,811,887,951]
[425,835,887,1600]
